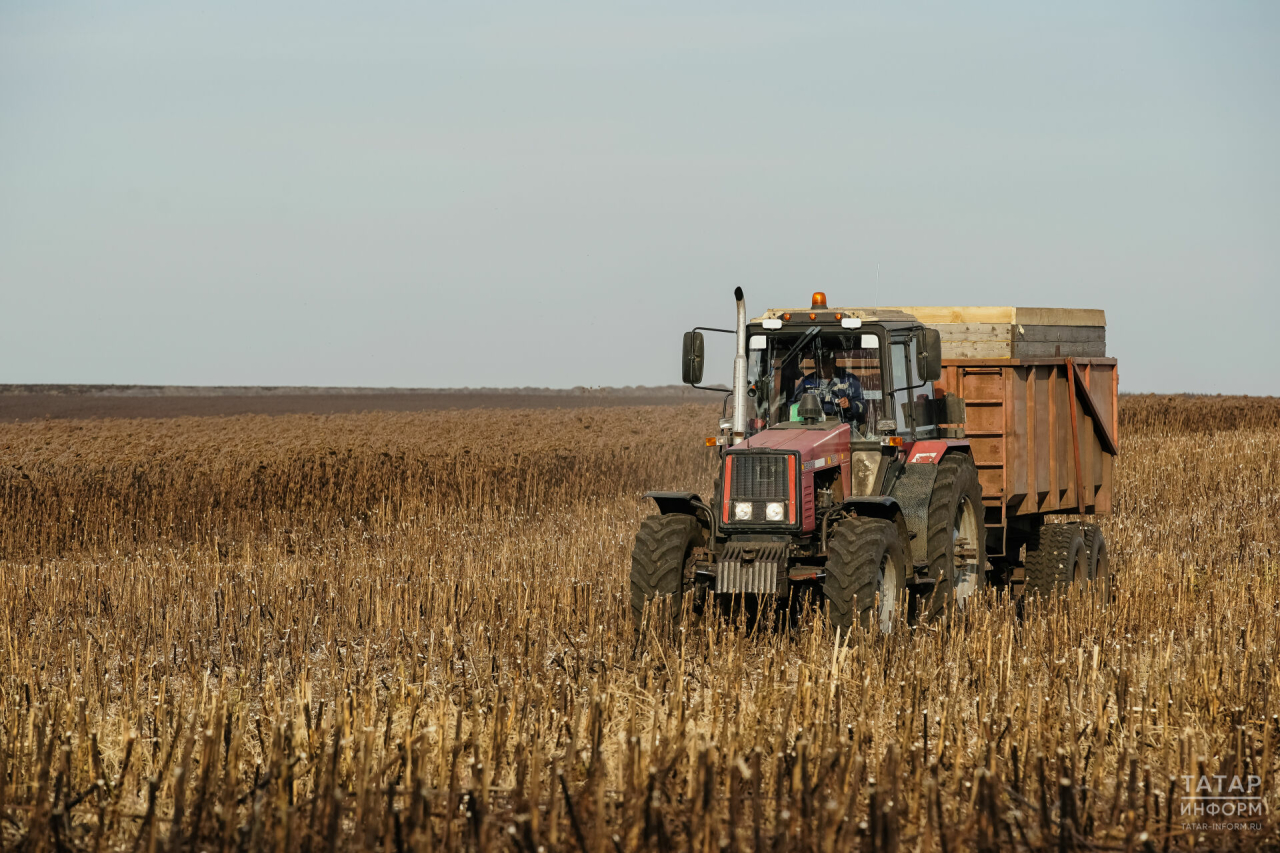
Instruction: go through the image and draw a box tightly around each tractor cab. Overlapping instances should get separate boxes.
[741,312,943,442]
[683,294,947,445]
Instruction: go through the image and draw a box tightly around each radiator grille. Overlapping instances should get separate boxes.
[728,453,791,501]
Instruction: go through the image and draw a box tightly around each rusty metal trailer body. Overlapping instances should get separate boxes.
[874,306,1118,558]
[939,356,1118,558]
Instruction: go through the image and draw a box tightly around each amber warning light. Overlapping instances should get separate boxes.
[811,292,827,308]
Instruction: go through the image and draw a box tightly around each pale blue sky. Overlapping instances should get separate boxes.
[1,2,1276,392]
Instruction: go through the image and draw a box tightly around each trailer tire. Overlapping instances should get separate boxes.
[923,453,986,621]
[630,514,703,631]
[824,517,908,634]
[1024,523,1088,599]
[1080,524,1113,604]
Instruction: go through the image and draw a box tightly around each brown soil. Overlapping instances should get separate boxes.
[0,387,726,421]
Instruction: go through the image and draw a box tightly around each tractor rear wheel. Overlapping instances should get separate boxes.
[1024,523,1088,599]
[1080,524,1112,604]
[824,517,908,634]
[630,514,704,630]
[924,453,986,620]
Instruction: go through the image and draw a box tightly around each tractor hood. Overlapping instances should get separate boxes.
[736,421,851,457]
[729,422,853,532]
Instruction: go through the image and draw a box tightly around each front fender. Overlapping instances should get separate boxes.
[643,491,715,529]
[842,496,916,566]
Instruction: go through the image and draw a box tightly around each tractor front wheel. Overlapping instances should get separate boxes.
[630,514,704,630]
[824,517,908,634]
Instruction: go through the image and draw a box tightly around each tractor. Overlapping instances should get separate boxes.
[631,289,1118,632]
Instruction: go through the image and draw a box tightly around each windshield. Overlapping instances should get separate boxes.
[746,328,887,437]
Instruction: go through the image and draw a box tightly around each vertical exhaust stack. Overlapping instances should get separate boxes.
[732,287,748,444]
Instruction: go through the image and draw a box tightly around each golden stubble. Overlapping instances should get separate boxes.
[0,398,1277,851]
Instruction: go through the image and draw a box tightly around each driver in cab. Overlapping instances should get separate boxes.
[788,351,866,424]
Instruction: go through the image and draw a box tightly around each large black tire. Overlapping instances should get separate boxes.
[823,517,908,634]
[630,514,704,629]
[1024,523,1088,599]
[1079,524,1113,604]
[923,453,987,620]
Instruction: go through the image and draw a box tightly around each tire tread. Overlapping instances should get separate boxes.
[923,453,986,620]
[1024,523,1085,598]
[823,517,905,632]
[630,514,701,623]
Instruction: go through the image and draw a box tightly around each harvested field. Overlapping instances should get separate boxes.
[1,397,1278,851]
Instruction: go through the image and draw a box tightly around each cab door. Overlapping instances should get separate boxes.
[888,331,936,439]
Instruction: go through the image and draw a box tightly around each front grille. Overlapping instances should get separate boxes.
[728,453,790,500]
[715,542,787,594]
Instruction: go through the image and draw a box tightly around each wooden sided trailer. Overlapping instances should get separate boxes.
[886,307,1119,583]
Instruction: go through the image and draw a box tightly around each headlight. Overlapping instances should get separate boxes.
[765,502,785,521]
[733,502,753,521]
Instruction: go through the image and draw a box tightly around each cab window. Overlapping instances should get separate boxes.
[889,335,935,437]
[745,329,889,438]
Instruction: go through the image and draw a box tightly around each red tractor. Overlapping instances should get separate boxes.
[632,289,1118,631]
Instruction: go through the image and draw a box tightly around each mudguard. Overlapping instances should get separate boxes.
[842,496,915,566]
[643,491,714,527]
[886,466,937,566]
[885,445,975,566]
[905,439,969,465]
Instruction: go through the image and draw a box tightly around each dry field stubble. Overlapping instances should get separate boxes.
[1,397,1279,851]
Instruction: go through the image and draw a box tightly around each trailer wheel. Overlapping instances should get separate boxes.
[1080,524,1112,604]
[923,453,986,620]
[1023,523,1088,599]
[630,514,703,630]
[824,517,908,634]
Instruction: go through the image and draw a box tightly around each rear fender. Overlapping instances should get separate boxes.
[904,439,970,465]
[885,443,972,566]
[842,496,914,564]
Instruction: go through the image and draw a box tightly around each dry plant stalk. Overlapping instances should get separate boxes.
[1,399,1277,851]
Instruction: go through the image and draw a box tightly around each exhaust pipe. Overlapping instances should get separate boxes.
[732,287,748,444]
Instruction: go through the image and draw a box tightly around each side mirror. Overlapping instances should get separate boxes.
[916,328,942,382]
[681,331,705,385]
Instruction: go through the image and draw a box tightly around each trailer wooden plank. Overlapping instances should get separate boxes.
[942,358,1117,367]
[1014,325,1106,344]
[941,340,1014,359]
[1014,341,1106,358]
[878,307,1106,327]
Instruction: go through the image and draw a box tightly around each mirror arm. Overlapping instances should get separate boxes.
[686,326,737,392]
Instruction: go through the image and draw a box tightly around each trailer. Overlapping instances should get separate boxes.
[882,308,1119,572]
